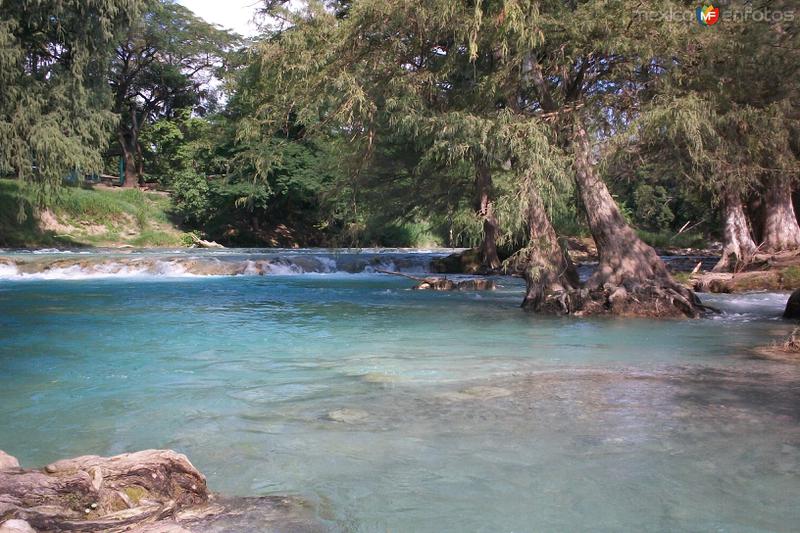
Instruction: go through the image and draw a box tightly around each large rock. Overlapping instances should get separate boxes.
[0,520,36,533]
[0,451,19,471]
[0,449,207,532]
[0,449,324,533]
[784,288,800,319]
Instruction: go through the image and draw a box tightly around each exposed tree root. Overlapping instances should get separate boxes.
[532,280,713,318]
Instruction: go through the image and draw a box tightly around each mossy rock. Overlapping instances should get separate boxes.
[122,485,150,505]
[695,267,800,293]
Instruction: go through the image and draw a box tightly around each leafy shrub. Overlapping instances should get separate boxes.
[171,171,213,225]
[632,184,674,232]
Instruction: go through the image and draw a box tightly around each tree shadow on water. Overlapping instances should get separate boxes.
[669,365,800,422]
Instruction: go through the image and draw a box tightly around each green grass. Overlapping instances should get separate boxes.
[0,179,187,248]
[0,180,75,247]
[781,266,800,288]
[637,229,708,250]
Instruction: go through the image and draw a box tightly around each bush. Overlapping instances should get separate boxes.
[632,184,674,232]
[171,171,213,225]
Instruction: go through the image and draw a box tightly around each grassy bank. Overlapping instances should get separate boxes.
[0,179,188,248]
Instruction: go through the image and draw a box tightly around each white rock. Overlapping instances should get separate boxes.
[0,519,37,533]
[0,451,20,471]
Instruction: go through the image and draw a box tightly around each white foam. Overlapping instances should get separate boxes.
[0,250,445,280]
[31,248,71,254]
[264,262,303,275]
[364,260,398,273]
[0,264,20,278]
[0,260,197,280]
[316,256,338,273]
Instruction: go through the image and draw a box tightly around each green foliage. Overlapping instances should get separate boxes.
[632,184,674,233]
[0,178,184,247]
[3,0,794,253]
[171,171,213,225]
[0,0,142,188]
[637,230,706,250]
[782,266,800,288]
[610,3,800,207]
[110,0,239,181]
[0,180,76,247]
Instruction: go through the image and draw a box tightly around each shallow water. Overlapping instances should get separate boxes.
[0,249,798,532]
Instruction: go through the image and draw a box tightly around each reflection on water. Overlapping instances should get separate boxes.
[0,251,798,532]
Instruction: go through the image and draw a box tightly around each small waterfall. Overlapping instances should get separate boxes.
[0,248,457,280]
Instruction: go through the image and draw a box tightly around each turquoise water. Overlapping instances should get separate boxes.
[0,249,799,532]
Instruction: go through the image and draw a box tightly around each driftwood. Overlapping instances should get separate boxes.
[375,269,496,291]
[190,235,225,249]
[0,450,323,533]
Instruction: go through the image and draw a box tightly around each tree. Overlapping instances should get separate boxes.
[0,0,141,191]
[246,1,532,267]
[474,0,704,316]
[620,2,799,269]
[109,0,237,187]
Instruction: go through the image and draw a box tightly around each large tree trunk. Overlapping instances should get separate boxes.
[118,129,140,188]
[571,122,702,317]
[475,162,501,270]
[521,185,580,312]
[746,194,765,245]
[119,104,141,188]
[121,149,139,188]
[713,186,757,272]
[761,178,800,252]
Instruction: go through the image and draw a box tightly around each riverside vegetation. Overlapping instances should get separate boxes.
[1,1,800,531]
[3,0,799,316]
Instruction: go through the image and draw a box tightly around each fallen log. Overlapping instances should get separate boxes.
[375,269,496,291]
[190,235,225,249]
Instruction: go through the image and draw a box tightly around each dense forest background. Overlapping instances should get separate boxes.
[1,0,798,299]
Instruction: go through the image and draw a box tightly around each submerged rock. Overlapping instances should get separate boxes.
[753,327,800,363]
[360,372,402,384]
[325,408,369,423]
[439,386,513,402]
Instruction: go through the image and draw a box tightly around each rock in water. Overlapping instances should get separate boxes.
[0,451,19,471]
[784,288,800,319]
[0,449,207,532]
[326,408,369,423]
[0,449,325,532]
